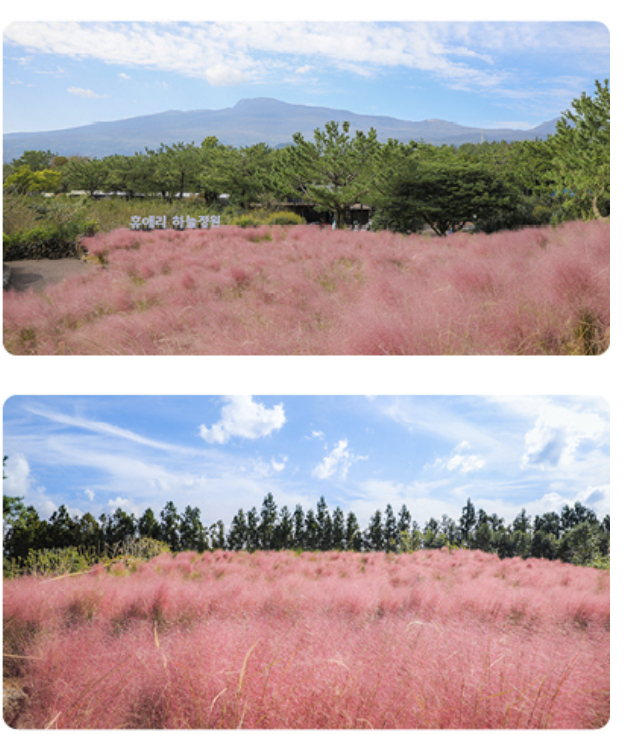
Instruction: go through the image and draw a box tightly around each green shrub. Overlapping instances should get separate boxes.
[24,546,95,577]
[230,214,260,228]
[263,211,305,226]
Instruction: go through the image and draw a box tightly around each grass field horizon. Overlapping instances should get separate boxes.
[3,220,609,356]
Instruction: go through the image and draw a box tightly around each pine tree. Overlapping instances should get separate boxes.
[293,504,305,549]
[259,493,278,550]
[345,511,362,551]
[331,506,346,550]
[227,509,248,551]
[316,497,333,551]
[159,501,181,552]
[383,504,399,552]
[365,510,384,551]
[275,506,293,549]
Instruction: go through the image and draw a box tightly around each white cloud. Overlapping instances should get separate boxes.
[67,86,107,99]
[199,396,286,445]
[2,453,58,518]
[119,72,130,79]
[447,453,486,474]
[272,455,287,472]
[205,63,247,86]
[313,439,367,480]
[428,441,486,475]
[520,406,607,470]
[3,21,607,98]
[3,453,32,497]
[85,488,95,501]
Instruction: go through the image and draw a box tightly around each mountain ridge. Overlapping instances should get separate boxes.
[3,97,558,161]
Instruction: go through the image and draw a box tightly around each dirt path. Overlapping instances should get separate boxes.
[4,259,93,293]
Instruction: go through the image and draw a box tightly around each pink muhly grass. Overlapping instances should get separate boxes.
[4,222,609,354]
[4,550,609,729]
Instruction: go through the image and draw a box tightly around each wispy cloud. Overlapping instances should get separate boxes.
[379,397,504,454]
[67,87,106,99]
[3,20,607,101]
[26,405,197,455]
[313,439,367,481]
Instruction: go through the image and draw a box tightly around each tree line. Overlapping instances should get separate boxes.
[3,81,609,234]
[3,488,610,571]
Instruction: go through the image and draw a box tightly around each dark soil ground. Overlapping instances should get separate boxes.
[4,258,92,293]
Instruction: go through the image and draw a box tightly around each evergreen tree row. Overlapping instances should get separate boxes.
[3,490,609,570]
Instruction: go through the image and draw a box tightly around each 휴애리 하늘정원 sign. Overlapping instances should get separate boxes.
[130,215,220,230]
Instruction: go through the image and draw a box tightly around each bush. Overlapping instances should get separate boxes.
[263,211,305,226]
[3,219,99,260]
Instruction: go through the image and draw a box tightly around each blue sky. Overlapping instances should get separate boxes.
[3,395,609,530]
[3,20,609,134]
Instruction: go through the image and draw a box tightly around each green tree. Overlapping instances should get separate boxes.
[106,507,136,545]
[292,504,305,549]
[210,519,226,550]
[331,506,345,550]
[345,511,362,552]
[9,150,56,173]
[75,512,102,550]
[459,499,476,545]
[365,509,385,551]
[228,143,277,209]
[423,518,445,549]
[383,504,399,552]
[552,79,610,220]
[473,518,493,553]
[179,505,209,552]
[440,514,460,547]
[62,157,109,196]
[227,509,248,551]
[397,504,412,538]
[138,507,161,539]
[558,521,603,566]
[197,137,237,206]
[146,142,202,200]
[281,121,380,228]
[48,505,79,548]
[5,166,63,194]
[374,158,520,235]
[246,507,260,551]
[159,501,181,551]
[316,497,333,551]
[274,506,294,549]
[530,529,558,560]
[259,493,278,550]
[103,153,150,199]
[304,508,319,551]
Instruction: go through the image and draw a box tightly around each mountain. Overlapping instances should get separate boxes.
[3,97,558,162]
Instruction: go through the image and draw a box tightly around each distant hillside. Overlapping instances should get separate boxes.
[3,97,558,162]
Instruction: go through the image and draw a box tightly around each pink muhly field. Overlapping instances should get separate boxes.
[4,550,609,729]
[3,221,609,355]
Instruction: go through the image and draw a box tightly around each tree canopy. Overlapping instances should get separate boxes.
[3,481,610,575]
[551,79,610,221]
[4,80,610,233]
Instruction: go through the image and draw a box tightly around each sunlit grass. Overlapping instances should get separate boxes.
[4,221,609,355]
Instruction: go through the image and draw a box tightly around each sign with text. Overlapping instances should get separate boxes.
[130,215,220,230]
